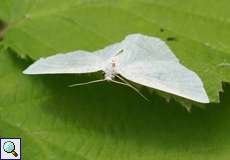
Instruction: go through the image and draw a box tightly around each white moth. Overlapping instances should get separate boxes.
[23,33,209,103]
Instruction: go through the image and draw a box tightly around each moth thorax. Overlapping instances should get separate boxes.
[104,69,116,80]
[103,57,117,80]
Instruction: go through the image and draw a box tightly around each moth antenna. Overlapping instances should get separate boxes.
[69,79,106,87]
[115,49,124,56]
[113,75,150,101]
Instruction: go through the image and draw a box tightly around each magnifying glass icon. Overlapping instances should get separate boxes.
[3,141,18,157]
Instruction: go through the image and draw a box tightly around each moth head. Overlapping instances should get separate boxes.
[105,76,112,81]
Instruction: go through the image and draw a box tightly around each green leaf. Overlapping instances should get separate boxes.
[1,1,230,159]
[0,0,229,102]
[1,47,230,159]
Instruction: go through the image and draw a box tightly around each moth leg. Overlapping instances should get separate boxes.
[69,79,106,87]
[113,75,149,101]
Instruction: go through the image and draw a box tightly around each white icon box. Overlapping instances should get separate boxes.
[0,138,21,160]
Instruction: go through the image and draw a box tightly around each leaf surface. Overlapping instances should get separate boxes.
[0,48,230,159]
[0,0,229,102]
[0,1,230,159]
